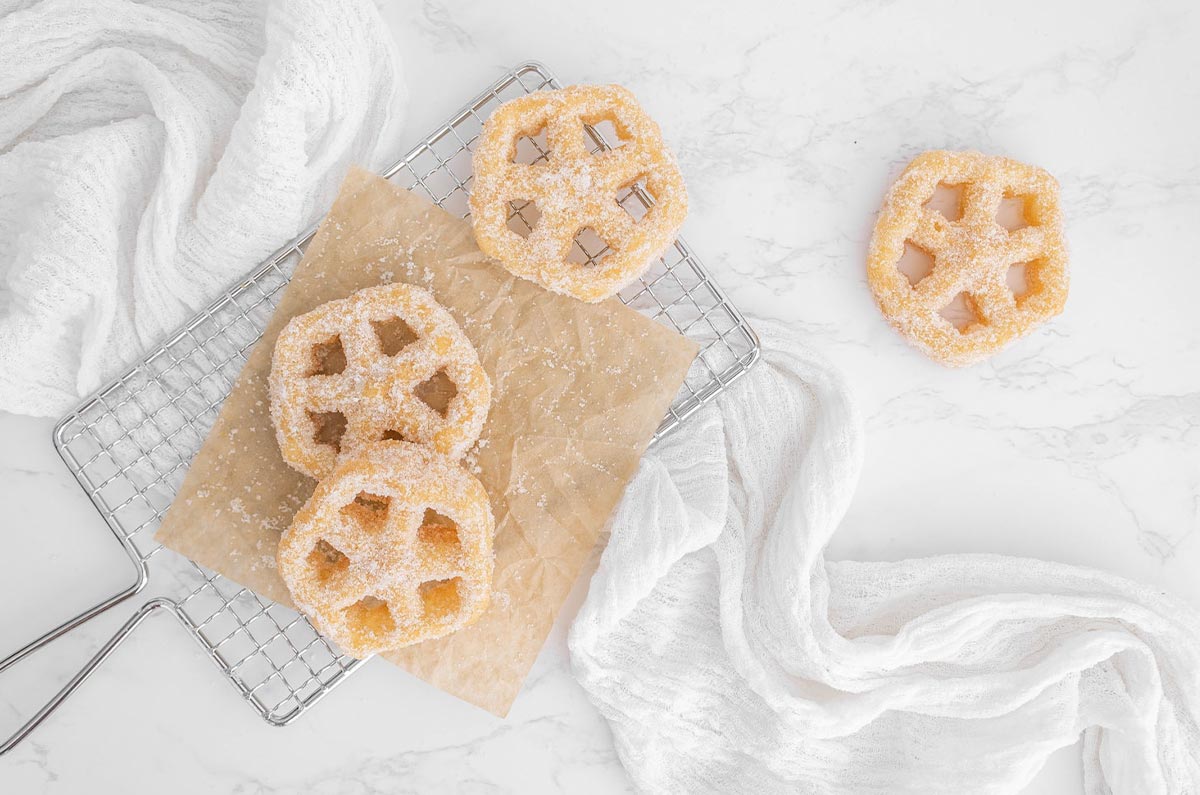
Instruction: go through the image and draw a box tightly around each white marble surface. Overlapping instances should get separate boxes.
[3,1,1199,791]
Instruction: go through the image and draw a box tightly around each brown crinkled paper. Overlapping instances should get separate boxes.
[155,166,699,716]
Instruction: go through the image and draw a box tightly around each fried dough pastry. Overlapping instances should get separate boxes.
[277,441,494,657]
[470,84,688,303]
[867,150,1068,366]
[270,283,490,480]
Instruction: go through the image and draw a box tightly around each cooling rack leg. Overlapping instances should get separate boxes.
[0,599,171,756]
[0,565,145,675]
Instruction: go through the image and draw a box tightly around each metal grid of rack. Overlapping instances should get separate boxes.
[2,61,759,754]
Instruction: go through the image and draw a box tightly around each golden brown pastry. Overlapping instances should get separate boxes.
[470,84,688,303]
[277,441,494,657]
[270,283,490,480]
[867,150,1067,366]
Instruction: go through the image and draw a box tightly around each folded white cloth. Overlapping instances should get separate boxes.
[0,0,406,416]
[570,320,1200,794]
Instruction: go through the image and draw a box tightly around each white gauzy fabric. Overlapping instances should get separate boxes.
[0,0,406,416]
[570,320,1200,794]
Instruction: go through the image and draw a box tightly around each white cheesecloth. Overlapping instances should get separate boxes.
[570,320,1200,794]
[0,0,406,416]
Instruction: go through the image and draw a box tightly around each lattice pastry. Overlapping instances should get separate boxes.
[470,84,688,303]
[867,150,1068,366]
[277,441,494,657]
[270,283,491,480]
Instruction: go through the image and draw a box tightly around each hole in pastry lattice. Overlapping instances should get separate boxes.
[996,194,1030,231]
[307,539,349,583]
[413,370,458,417]
[371,316,419,357]
[512,126,549,165]
[418,578,463,620]
[584,119,628,151]
[418,508,461,550]
[340,492,391,532]
[506,199,540,239]
[345,596,396,636]
[898,241,935,287]
[1006,262,1029,298]
[924,183,963,222]
[615,175,650,223]
[308,335,347,376]
[939,291,980,332]
[309,410,348,453]
[567,227,613,266]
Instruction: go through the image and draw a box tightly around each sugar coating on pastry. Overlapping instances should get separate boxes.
[470,84,688,303]
[277,441,494,657]
[269,283,491,480]
[867,150,1068,366]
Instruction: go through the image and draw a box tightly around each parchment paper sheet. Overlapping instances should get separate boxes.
[155,166,698,716]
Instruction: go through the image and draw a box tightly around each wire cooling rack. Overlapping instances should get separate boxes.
[1,61,759,754]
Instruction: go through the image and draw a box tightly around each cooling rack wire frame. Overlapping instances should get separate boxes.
[0,61,760,755]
